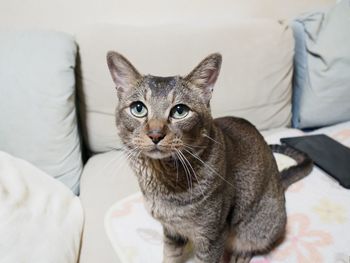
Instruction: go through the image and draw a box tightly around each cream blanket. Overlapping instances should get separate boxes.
[0,151,83,263]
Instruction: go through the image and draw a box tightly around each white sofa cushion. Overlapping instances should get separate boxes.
[79,151,138,263]
[76,20,294,153]
[0,31,83,193]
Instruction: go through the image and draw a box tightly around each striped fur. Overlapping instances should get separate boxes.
[270,144,313,189]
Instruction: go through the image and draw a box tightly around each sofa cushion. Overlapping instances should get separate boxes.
[292,0,350,129]
[79,151,138,263]
[76,20,294,153]
[0,31,83,194]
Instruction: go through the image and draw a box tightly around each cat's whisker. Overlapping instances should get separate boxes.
[184,144,206,149]
[177,150,205,198]
[101,150,132,177]
[172,137,203,149]
[102,146,134,170]
[181,144,196,152]
[181,145,205,157]
[177,150,192,194]
[103,143,126,156]
[106,147,138,171]
[183,148,235,188]
[106,147,141,176]
[108,143,133,152]
[125,147,142,163]
[181,139,206,147]
[203,134,222,146]
[175,149,193,202]
[184,138,207,146]
[175,151,186,183]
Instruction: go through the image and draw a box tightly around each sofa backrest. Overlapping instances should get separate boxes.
[0,0,334,155]
[76,20,294,153]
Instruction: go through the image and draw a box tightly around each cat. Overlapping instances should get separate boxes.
[106,51,313,263]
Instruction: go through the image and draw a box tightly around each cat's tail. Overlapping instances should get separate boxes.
[270,144,313,189]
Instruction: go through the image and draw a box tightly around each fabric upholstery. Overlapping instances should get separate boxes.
[0,31,83,193]
[291,0,350,128]
[79,151,138,263]
[76,20,294,153]
[0,151,83,263]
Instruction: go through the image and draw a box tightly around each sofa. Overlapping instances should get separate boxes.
[1,0,349,262]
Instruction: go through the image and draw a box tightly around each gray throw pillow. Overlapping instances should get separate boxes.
[0,31,83,194]
[292,0,350,129]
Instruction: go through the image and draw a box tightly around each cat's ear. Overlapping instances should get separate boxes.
[184,53,222,102]
[107,51,141,93]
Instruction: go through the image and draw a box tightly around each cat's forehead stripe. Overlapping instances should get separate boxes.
[167,89,176,104]
[145,88,152,101]
[145,75,179,97]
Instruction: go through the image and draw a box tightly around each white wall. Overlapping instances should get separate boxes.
[0,0,335,33]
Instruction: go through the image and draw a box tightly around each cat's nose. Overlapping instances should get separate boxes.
[147,130,165,144]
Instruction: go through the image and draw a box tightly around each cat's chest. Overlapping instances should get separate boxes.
[143,195,207,240]
[143,194,201,236]
[135,161,206,232]
[144,195,186,222]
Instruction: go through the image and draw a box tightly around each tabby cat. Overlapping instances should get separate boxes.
[107,51,312,263]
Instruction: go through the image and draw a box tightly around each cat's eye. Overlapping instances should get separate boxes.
[170,104,190,119]
[130,101,148,118]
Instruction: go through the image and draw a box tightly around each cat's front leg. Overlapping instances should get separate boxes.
[162,227,188,263]
[193,232,226,263]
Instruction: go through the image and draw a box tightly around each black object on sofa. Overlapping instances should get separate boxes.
[281,134,350,189]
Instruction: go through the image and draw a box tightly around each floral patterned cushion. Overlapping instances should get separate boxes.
[105,121,350,263]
